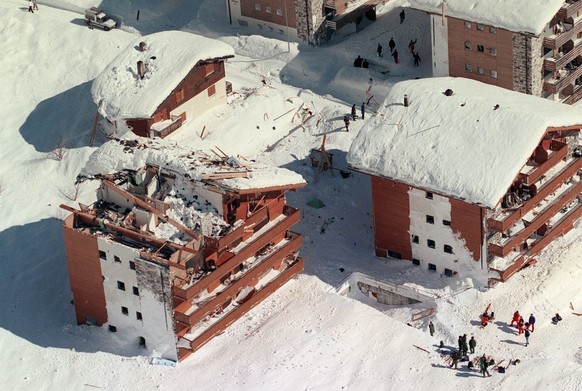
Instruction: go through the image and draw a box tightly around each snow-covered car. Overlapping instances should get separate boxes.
[84,7,116,31]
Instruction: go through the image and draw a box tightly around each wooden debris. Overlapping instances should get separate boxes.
[413,345,430,354]
[274,108,294,121]
[198,126,206,139]
[201,171,248,180]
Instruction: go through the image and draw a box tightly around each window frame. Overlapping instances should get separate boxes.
[427,239,436,249]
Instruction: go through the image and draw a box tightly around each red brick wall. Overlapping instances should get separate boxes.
[240,0,297,28]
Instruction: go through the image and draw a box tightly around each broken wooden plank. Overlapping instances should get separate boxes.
[413,345,430,354]
[201,171,248,180]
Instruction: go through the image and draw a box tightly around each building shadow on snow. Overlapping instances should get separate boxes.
[19,81,97,153]
[0,219,141,358]
[495,321,518,335]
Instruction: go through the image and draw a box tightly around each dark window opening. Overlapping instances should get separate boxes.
[412,258,421,266]
[132,286,139,296]
[412,235,419,244]
[388,250,402,259]
[443,220,451,226]
[139,336,146,348]
[427,239,436,249]
[426,192,433,199]
[136,311,143,321]
[121,306,128,315]
[426,215,434,224]
[444,245,453,254]
[129,261,136,270]
[444,268,454,277]
[108,325,117,332]
[477,45,484,52]
[99,250,107,260]
[114,255,121,263]
[117,281,125,291]
[428,263,437,271]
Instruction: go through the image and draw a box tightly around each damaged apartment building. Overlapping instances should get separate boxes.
[60,139,305,362]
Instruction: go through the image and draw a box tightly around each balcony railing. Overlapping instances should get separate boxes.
[544,64,582,93]
[543,19,582,50]
[519,142,568,186]
[562,83,582,103]
[559,0,582,20]
[544,43,582,72]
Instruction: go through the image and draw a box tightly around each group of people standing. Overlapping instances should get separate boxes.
[377,37,420,66]
[511,311,535,346]
[343,103,365,131]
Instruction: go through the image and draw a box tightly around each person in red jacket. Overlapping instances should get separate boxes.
[518,317,525,335]
[510,311,520,327]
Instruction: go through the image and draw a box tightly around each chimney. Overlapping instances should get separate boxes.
[404,94,409,107]
[139,41,147,52]
[137,61,145,79]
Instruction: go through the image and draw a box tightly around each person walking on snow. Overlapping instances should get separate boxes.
[408,39,417,53]
[28,1,34,13]
[461,334,469,356]
[343,115,350,132]
[524,329,530,346]
[458,335,463,352]
[469,336,477,354]
[360,102,366,120]
[528,314,536,331]
[518,317,525,335]
[392,49,399,64]
[429,321,435,337]
[351,104,357,121]
[389,37,396,53]
[32,0,39,10]
[400,9,405,24]
[511,311,520,327]
[450,351,461,369]
[413,52,421,67]
[377,43,383,57]
[480,355,491,377]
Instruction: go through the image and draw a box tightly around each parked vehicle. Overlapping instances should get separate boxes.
[85,7,116,31]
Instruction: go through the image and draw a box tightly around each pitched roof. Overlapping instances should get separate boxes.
[92,31,234,120]
[408,0,564,35]
[347,77,582,208]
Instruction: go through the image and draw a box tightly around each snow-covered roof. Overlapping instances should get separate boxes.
[92,31,234,120]
[407,0,564,35]
[347,77,582,209]
[82,138,306,192]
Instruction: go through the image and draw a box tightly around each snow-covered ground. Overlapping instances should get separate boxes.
[1,0,582,390]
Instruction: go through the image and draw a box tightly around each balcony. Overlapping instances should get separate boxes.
[544,63,582,93]
[562,83,582,103]
[488,179,582,257]
[544,43,582,72]
[558,0,582,20]
[518,141,568,186]
[172,205,301,300]
[488,153,582,232]
[543,19,582,50]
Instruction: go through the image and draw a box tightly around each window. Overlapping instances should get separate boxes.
[129,261,136,270]
[427,239,436,249]
[464,21,471,29]
[477,23,484,31]
[266,6,272,13]
[444,268,454,277]
[132,286,139,296]
[478,67,485,75]
[108,325,117,332]
[444,244,453,254]
[139,336,146,348]
[465,64,473,72]
[136,312,143,321]
[490,70,498,79]
[175,89,185,103]
[477,45,484,52]
[99,251,107,260]
[276,9,283,16]
[412,235,419,244]
[208,85,216,97]
[121,306,128,315]
[412,258,421,266]
[426,215,434,224]
[114,255,121,263]
[426,192,433,199]
[443,219,451,226]
[489,26,496,33]
[257,24,263,29]
[428,263,437,271]
[117,281,125,291]
[388,250,402,259]
[464,41,472,50]
[255,3,260,11]
[489,48,497,56]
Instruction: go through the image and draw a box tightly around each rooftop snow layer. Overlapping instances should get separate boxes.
[407,0,564,35]
[82,138,306,192]
[347,77,582,209]
[91,30,234,120]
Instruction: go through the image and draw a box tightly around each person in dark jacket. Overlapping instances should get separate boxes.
[458,335,463,352]
[377,43,383,57]
[480,354,491,377]
[429,321,435,336]
[413,52,421,67]
[343,115,350,131]
[461,334,469,356]
[469,336,477,354]
[389,37,396,53]
[528,314,536,331]
[392,49,399,64]
[360,102,366,120]
[450,351,461,369]
[408,39,417,53]
[524,329,530,346]
[351,104,357,121]
[400,9,405,24]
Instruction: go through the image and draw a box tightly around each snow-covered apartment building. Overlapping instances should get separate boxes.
[410,0,582,104]
[92,31,234,139]
[60,139,305,362]
[348,77,582,285]
[226,0,384,45]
